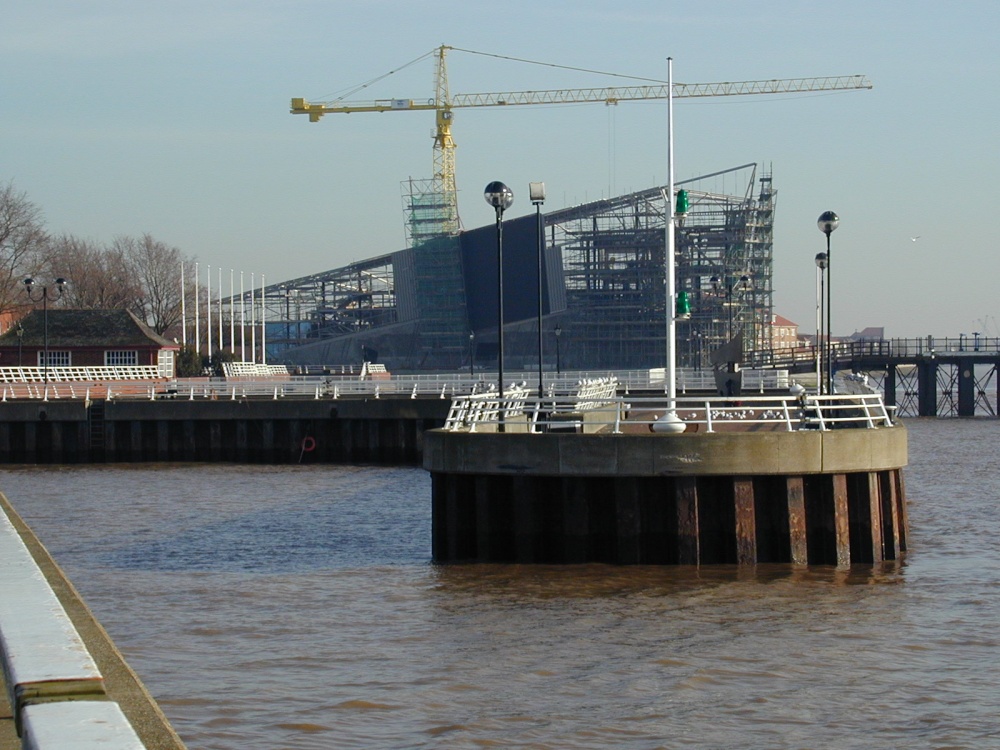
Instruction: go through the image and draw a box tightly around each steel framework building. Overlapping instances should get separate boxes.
[223,163,775,372]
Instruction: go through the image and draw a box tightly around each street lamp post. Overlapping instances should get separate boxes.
[484,181,514,429]
[16,323,23,367]
[710,274,752,341]
[554,324,562,376]
[23,277,67,384]
[815,252,828,393]
[817,211,839,395]
[972,331,981,352]
[530,181,546,398]
[468,331,475,379]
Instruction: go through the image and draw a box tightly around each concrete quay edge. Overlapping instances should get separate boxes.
[0,493,187,750]
[423,424,908,477]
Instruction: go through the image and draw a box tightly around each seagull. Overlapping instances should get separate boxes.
[910,236,921,241]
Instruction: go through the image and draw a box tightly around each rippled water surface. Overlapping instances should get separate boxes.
[2,419,999,749]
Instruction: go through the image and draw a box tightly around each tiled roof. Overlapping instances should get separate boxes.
[0,309,176,348]
[772,314,797,327]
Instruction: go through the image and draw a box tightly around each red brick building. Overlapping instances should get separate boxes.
[0,309,178,376]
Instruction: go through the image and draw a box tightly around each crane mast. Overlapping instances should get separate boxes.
[291,45,872,244]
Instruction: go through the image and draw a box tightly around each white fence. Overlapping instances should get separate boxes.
[0,368,792,403]
[443,392,896,434]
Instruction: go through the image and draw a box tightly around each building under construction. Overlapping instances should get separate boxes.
[246,163,775,373]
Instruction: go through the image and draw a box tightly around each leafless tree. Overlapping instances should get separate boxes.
[0,183,48,314]
[116,234,185,335]
[43,234,142,310]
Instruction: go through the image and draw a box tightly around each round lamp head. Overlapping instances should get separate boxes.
[817,211,839,235]
[815,251,828,269]
[484,181,514,211]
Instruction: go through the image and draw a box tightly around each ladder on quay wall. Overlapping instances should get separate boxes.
[88,400,106,459]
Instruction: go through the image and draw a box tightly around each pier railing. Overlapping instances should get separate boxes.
[443,392,896,434]
[0,368,793,402]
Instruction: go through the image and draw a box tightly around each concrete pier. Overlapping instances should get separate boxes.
[424,422,908,566]
[0,493,186,749]
[0,397,450,465]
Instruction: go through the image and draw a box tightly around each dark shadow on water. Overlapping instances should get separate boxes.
[100,502,432,573]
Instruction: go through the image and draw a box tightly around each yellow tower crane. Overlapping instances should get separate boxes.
[291,45,871,244]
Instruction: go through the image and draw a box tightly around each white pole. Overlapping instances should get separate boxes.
[229,269,235,356]
[206,264,212,359]
[240,271,246,362]
[194,262,200,355]
[218,266,224,354]
[250,272,256,363]
[260,274,267,364]
[180,261,186,347]
[666,56,677,405]
[653,57,684,433]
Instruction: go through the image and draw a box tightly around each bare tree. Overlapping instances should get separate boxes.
[43,234,143,310]
[0,182,47,314]
[117,234,184,335]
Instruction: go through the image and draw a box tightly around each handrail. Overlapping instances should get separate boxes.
[442,392,896,433]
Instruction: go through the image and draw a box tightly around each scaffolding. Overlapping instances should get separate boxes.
[238,164,774,372]
[546,163,774,370]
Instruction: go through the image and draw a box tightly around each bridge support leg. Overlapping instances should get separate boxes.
[918,360,938,417]
[958,363,976,416]
[883,366,897,408]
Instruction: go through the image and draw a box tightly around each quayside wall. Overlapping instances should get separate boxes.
[424,427,909,567]
[0,398,451,465]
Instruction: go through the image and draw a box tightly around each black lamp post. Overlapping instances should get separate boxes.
[530,181,546,398]
[710,273,752,341]
[468,331,475,378]
[15,323,23,367]
[817,211,839,395]
[554,324,562,375]
[23,277,67,384]
[484,181,513,429]
[815,252,828,393]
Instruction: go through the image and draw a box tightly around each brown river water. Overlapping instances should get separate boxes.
[1,418,998,749]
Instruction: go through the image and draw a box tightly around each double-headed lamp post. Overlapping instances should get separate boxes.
[817,211,839,395]
[814,252,828,393]
[23,277,67,384]
[484,181,514,428]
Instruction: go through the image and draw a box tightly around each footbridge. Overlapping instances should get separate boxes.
[747,337,1000,417]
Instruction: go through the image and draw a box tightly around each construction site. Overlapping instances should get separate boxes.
[248,163,772,373]
[213,47,870,372]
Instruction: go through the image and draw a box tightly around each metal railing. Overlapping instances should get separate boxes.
[0,368,792,402]
[747,337,1000,370]
[443,392,896,434]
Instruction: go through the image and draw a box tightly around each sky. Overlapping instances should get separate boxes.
[3,1,999,339]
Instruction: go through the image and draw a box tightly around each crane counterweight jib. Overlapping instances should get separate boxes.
[290,47,872,242]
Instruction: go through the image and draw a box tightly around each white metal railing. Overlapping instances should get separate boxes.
[443,392,896,433]
[0,366,162,383]
[221,362,290,378]
[0,368,793,403]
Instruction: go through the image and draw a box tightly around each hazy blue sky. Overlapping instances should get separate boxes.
[3,1,997,338]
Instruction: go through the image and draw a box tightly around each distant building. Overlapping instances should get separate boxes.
[247,165,778,373]
[770,314,801,349]
[0,309,178,376]
[849,327,885,341]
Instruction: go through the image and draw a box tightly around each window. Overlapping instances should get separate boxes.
[39,351,71,367]
[105,350,138,366]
